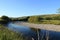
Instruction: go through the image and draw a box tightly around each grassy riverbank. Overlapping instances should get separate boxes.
[0,24,25,40]
[29,20,60,25]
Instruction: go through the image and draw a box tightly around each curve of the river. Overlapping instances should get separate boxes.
[6,22,60,40]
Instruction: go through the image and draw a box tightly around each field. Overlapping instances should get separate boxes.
[39,20,60,25]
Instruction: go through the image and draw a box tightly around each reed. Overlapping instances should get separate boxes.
[0,25,25,40]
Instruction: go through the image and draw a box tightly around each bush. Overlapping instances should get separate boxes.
[0,15,11,24]
[28,16,40,23]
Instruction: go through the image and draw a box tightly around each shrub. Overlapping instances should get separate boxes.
[28,16,40,23]
[0,15,11,24]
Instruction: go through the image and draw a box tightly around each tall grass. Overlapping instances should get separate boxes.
[0,25,25,40]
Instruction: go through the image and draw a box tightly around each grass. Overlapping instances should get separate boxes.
[0,24,25,40]
[29,20,60,25]
[39,20,60,25]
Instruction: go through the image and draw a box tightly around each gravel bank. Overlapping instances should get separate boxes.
[13,22,60,32]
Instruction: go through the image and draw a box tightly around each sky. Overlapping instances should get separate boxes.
[0,0,60,17]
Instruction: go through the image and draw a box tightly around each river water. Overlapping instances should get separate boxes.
[6,22,60,40]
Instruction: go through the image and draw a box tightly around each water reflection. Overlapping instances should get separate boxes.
[40,30,60,40]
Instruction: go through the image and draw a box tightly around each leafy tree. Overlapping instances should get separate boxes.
[0,15,11,24]
[1,16,9,21]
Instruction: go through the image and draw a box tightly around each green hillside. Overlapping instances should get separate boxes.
[11,14,60,25]
[28,14,60,25]
[0,14,60,25]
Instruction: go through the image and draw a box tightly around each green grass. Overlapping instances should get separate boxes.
[0,25,25,40]
[39,20,60,25]
[29,20,60,25]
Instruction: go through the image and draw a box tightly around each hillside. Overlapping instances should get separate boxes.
[16,14,60,25]
[0,14,60,25]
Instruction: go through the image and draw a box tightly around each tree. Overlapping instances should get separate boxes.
[0,15,11,24]
[1,15,11,21]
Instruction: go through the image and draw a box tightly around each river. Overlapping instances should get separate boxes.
[6,22,60,40]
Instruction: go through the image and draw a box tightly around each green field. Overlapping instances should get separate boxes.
[39,20,60,25]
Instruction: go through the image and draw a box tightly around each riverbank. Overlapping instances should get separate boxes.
[0,24,24,40]
[13,22,60,32]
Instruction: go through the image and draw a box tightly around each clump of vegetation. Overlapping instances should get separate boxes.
[0,25,25,40]
[0,15,11,24]
[28,16,40,23]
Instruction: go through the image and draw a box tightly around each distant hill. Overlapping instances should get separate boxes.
[27,14,60,25]
[10,14,60,25]
[0,14,60,25]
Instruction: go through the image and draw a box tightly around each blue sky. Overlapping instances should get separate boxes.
[0,0,60,17]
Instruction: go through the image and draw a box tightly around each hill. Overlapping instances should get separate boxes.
[13,14,60,25]
[0,14,60,25]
